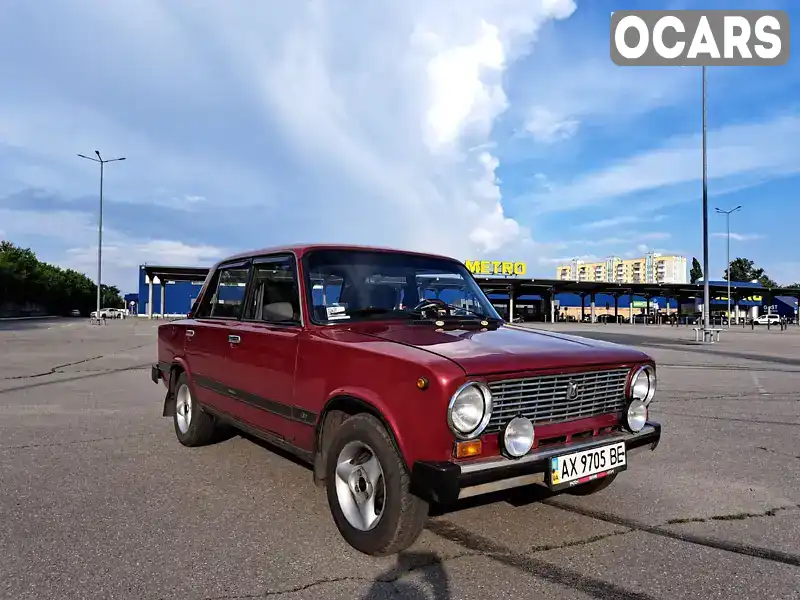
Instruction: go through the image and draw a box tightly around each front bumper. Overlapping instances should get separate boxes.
[410,421,661,504]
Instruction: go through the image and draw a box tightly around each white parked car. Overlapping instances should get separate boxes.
[753,314,781,325]
[90,308,124,319]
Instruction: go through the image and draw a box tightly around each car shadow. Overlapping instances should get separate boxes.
[361,551,451,600]
[234,430,315,471]
[429,483,555,518]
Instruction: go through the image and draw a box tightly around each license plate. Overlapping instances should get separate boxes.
[548,442,627,491]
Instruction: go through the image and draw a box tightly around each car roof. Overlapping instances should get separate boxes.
[214,244,462,268]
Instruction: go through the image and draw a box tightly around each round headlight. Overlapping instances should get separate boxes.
[447,382,492,439]
[502,416,535,458]
[625,399,648,433]
[630,365,656,405]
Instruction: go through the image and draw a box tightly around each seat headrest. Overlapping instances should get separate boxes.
[263,302,295,321]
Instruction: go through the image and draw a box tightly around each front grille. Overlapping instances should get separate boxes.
[485,368,630,433]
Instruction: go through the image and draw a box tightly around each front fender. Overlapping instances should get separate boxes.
[322,386,409,464]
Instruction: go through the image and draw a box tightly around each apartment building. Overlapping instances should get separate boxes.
[556,253,688,284]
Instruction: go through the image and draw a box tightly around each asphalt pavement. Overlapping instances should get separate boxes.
[1,318,798,599]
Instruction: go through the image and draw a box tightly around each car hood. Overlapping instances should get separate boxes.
[352,322,650,375]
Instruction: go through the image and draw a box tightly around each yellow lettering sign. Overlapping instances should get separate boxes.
[464,260,527,276]
[464,260,481,273]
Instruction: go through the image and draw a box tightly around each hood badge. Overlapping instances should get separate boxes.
[566,381,581,400]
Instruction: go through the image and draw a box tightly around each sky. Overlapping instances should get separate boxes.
[0,0,798,294]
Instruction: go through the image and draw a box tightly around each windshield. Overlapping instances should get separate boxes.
[303,249,502,324]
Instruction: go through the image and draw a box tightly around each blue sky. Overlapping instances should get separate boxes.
[0,0,797,293]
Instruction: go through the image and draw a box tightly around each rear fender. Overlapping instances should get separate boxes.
[162,357,192,417]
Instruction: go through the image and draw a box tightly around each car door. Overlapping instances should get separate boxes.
[224,253,305,443]
[183,259,252,413]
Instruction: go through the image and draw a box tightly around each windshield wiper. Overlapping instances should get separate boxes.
[407,302,500,322]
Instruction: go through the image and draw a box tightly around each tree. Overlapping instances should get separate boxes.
[723,257,777,287]
[0,240,123,316]
[690,257,703,284]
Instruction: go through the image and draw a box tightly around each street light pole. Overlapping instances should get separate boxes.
[701,65,711,340]
[78,151,126,319]
[716,205,742,328]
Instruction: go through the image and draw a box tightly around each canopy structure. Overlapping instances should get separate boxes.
[141,265,210,318]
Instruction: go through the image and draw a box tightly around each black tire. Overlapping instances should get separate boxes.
[324,413,429,556]
[565,472,617,496]
[172,371,216,447]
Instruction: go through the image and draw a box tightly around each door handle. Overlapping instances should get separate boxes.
[228,334,241,345]
[186,329,195,338]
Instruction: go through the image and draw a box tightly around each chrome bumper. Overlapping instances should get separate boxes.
[410,422,661,504]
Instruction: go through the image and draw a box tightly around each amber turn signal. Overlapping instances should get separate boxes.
[416,377,429,390]
[454,439,482,459]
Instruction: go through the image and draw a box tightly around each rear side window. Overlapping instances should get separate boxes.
[243,255,301,324]
[195,264,250,319]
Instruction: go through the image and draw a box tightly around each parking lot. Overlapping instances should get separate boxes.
[1,318,798,600]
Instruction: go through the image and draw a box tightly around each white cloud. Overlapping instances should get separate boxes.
[66,239,224,271]
[581,214,665,230]
[513,43,697,144]
[0,208,96,246]
[712,232,764,242]
[533,172,553,189]
[524,106,579,143]
[64,238,225,293]
[638,232,671,241]
[153,193,208,211]
[0,1,582,286]
[522,113,800,213]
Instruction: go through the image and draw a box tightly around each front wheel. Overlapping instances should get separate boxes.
[324,413,429,556]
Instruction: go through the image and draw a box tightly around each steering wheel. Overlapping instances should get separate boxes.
[412,298,450,314]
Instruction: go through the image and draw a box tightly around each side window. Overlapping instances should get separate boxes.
[243,256,301,324]
[203,265,250,319]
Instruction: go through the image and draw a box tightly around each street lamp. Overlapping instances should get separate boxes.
[701,65,711,340]
[715,205,742,327]
[78,151,126,319]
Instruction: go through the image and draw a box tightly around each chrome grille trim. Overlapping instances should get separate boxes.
[486,368,630,433]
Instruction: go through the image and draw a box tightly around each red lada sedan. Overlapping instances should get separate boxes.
[151,245,661,556]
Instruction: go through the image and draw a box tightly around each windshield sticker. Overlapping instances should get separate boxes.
[328,314,350,320]
[326,305,346,318]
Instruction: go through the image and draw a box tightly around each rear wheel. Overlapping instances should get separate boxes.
[565,472,617,496]
[324,413,428,556]
[172,371,216,446]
